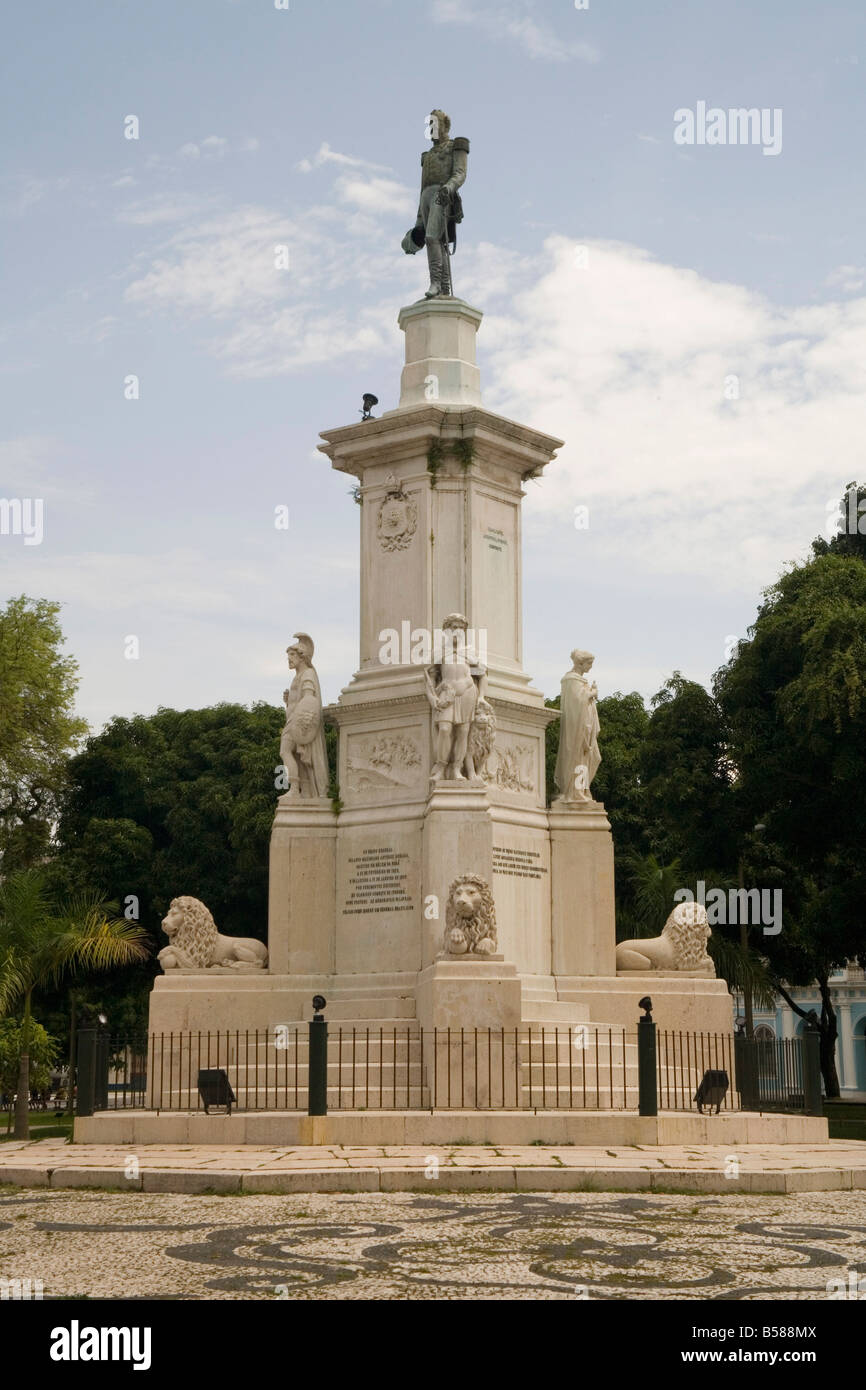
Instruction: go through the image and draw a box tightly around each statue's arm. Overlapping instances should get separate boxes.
[445,139,469,193]
[416,153,425,224]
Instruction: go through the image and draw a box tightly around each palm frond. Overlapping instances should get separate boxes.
[708,932,778,1009]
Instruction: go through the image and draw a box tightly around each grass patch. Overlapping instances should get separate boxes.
[2,1115,73,1143]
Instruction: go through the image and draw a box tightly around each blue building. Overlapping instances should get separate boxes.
[734,964,866,1098]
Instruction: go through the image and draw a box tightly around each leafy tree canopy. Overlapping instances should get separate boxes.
[0,596,88,870]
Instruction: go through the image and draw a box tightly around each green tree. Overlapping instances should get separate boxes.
[715,549,866,1093]
[54,703,286,947]
[0,596,88,870]
[638,672,740,873]
[0,869,149,1138]
[812,481,866,563]
[0,1017,57,1131]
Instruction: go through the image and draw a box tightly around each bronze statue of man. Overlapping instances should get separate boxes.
[402,109,469,299]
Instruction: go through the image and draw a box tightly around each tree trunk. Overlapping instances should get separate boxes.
[13,990,32,1140]
[775,977,840,1099]
[65,990,77,1118]
[817,975,840,1099]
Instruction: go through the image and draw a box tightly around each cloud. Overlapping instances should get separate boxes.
[121,191,417,375]
[825,264,865,294]
[296,142,393,174]
[464,236,866,593]
[177,135,255,161]
[334,174,414,215]
[116,193,211,225]
[0,176,71,218]
[117,173,866,599]
[430,0,600,63]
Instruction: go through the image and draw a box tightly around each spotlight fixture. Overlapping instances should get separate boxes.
[638,996,653,1021]
[360,393,378,420]
[312,994,327,1018]
[694,1069,729,1114]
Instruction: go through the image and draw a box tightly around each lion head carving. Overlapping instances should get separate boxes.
[663,902,713,968]
[443,873,498,956]
[160,896,218,969]
[615,900,714,975]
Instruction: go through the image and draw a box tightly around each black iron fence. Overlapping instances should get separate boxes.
[734,1032,822,1114]
[74,1024,821,1117]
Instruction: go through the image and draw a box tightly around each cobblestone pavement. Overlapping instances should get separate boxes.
[1,1188,865,1300]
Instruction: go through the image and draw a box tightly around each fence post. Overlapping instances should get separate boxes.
[637,998,657,1117]
[94,1030,110,1111]
[734,1030,758,1110]
[802,1024,823,1117]
[76,1027,96,1117]
[308,995,327,1117]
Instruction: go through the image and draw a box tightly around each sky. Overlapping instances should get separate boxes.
[2,0,865,731]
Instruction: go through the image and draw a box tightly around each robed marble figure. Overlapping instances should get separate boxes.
[553,649,601,803]
[279,632,329,798]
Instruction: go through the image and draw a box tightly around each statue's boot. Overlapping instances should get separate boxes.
[425,238,444,297]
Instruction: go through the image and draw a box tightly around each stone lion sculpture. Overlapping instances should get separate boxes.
[443,874,498,956]
[157,896,269,973]
[615,901,715,976]
[467,697,496,781]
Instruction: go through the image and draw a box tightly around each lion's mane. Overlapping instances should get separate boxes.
[164,895,220,968]
[661,902,712,969]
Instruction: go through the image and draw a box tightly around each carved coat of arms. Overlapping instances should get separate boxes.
[377,476,418,552]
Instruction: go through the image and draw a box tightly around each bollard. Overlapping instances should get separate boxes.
[637,997,657,1117]
[76,1027,96,1117]
[308,995,328,1116]
[802,1025,823,1117]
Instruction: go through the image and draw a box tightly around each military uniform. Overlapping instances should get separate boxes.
[415,135,469,297]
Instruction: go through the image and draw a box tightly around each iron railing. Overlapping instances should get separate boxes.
[81,1027,819,1115]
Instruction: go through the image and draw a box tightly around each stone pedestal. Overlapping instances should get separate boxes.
[417,957,522,1031]
[422,784,492,966]
[396,298,483,408]
[417,956,523,1107]
[549,799,616,978]
[268,798,337,976]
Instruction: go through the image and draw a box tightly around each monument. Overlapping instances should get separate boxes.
[148,108,734,1044]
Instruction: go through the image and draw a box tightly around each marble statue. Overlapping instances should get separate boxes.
[443,874,498,956]
[401,108,469,299]
[279,632,329,798]
[425,613,490,782]
[615,902,716,977]
[158,896,269,972]
[553,648,601,803]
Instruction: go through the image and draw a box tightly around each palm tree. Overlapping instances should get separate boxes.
[0,869,150,1139]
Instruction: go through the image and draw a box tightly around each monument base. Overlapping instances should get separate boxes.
[556,974,734,1033]
[75,1108,829,1149]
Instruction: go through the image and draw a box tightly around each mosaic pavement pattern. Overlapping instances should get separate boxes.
[1,1188,865,1300]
